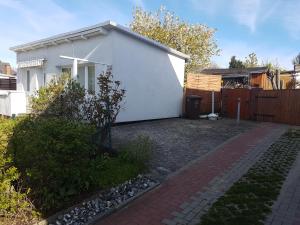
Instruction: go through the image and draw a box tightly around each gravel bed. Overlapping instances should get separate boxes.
[47,175,157,225]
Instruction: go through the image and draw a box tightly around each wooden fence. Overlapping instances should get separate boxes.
[221,88,300,125]
[0,78,16,90]
[185,73,221,114]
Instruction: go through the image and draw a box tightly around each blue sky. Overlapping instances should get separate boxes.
[0,0,299,69]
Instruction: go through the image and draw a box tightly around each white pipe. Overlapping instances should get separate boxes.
[212,91,215,114]
[72,59,78,80]
[237,98,241,124]
[84,65,88,90]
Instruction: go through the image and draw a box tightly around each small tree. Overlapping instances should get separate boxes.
[31,68,125,151]
[83,66,125,150]
[292,52,300,65]
[244,53,258,68]
[229,56,245,69]
[262,60,281,90]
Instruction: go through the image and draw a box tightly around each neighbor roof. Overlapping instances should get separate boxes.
[10,20,190,61]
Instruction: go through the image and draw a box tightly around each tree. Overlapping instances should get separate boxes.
[262,60,281,90]
[244,52,258,68]
[130,6,219,72]
[83,66,125,150]
[229,56,245,69]
[292,52,300,65]
[31,68,126,151]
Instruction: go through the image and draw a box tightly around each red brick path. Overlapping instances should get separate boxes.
[96,123,278,225]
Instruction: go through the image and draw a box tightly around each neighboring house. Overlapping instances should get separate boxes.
[0,60,12,75]
[199,67,294,90]
[4,21,189,120]
[0,73,25,117]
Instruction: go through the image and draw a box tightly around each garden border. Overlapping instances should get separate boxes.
[34,176,159,225]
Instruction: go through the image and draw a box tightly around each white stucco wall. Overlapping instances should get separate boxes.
[15,30,186,122]
[111,30,185,122]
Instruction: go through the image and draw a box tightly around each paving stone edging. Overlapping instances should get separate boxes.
[162,124,288,225]
[33,177,159,225]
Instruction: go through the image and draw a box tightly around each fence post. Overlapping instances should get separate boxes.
[237,97,241,124]
[211,91,215,114]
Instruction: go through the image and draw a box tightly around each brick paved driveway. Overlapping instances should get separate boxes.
[95,122,287,225]
[112,118,256,180]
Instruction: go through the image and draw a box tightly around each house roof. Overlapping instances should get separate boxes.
[199,67,269,76]
[10,20,190,61]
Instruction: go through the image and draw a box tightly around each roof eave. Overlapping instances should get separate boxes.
[10,20,190,61]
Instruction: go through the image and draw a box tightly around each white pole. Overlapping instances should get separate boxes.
[237,98,241,124]
[212,91,215,114]
[84,65,88,90]
[72,59,78,80]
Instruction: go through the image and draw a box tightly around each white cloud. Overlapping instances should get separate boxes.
[0,0,130,65]
[0,0,74,34]
[231,0,261,32]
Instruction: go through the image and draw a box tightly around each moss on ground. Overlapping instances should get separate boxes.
[199,129,300,225]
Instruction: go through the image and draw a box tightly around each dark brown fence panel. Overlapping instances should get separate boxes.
[254,89,300,125]
[221,88,252,119]
[221,88,300,125]
[0,78,16,90]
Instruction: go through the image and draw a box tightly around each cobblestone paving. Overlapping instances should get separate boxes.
[112,118,256,180]
[163,124,287,225]
[95,123,286,225]
[265,131,300,225]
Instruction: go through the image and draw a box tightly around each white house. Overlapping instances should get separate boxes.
[5,20,189,122]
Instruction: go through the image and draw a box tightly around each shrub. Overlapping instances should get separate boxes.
[119,136,153,170]
[31,74,86,120]
[1,116,152,220]
[0,117,35,224]
[9,116,98,213]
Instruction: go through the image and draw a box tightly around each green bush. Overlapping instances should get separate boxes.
[1,115,152,220]
[31,74,86,120]
[9,116,98,213]
[119,135,152,170]
[7,117,149,216]
[0,117,35,224]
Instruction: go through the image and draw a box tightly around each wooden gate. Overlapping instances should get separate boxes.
[221,88,252,120]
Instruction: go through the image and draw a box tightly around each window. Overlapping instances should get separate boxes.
[26,70,30,92]
[62,68,71,76]
[77,66,85,88]
[88,65,95,93]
